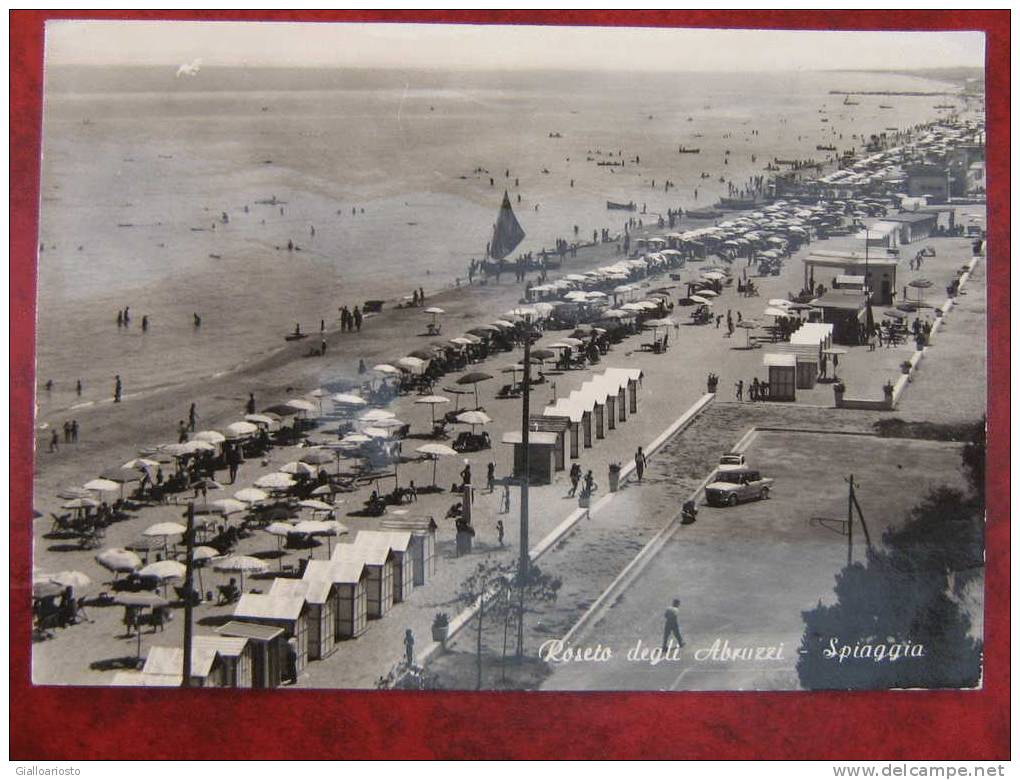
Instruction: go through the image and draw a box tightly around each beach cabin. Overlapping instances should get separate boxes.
[803,252,898,306]
[357,530,414,603]
[571,388,606,440]
[381,517,437,587]
[142,645,225,688]
[232,593,310,677]
[542,399,584,459]
[781,322,835,388]
[809,291,868,345]
[884,212,939,244]
[856,222,900,250]
[529,415,569,472]
[603,367,643,415]
[192,635,254,688]
[270,578,337,661]
[217,620,288,689]
[763,354,797,402]
[334,540,394,620]
[303,558,369,640]
[502,430,558,486]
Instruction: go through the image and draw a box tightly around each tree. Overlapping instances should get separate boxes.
[456,558,515,690]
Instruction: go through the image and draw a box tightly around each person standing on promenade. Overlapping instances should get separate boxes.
[568,463,582,497]
[71,420,79,443]
[486,462,495,493]
[500,482,511,514]
[63,421,71,444]
[496,519,505,547]
[142,315,149,332]
[735,380,744,402]
[188,403,197,432]
[49,430,59,453]
[353,307,363,332]
[662,598,685,652]
[76,379,82,397]
[113,375,122,403]
[404,629,415,667]
[246,393,256,415]
[635,447,647,482]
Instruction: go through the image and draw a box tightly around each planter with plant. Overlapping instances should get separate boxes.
[432,612,450,643]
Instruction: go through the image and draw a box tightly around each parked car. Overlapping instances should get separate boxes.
[704,468,773,507]
[717,452,746,472]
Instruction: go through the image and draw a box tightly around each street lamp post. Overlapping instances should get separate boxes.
[516,316,534,658]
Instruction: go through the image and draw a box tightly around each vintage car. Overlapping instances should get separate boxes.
[717,452,747,472]
[704,468,773,507]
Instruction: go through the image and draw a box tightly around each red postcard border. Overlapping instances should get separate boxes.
[9,9,1010,760]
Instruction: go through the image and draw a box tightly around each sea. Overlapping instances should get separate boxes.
[35,65,957,417]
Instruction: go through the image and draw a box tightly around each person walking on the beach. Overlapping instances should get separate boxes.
[662,598,685,652]
[496,519,505,547]
[735,379,744,402]
[113,375,122,403]
[500,482,511,514]
[583,470,597,497]
[117,310,124,328]
[123,307,131,325]
[178,421,189,444]
[486,462,495,493]
[635,447,647,482]
[141,315,149,332]
[76,379,82,397]
[188,403,197,432]
[246,393,256,415]
[63,421,71,444]
[568,463,582,497]
[49,429,59,453]
[715,315,722,329]
[193,313,202,328]
[460,463,471,490]
[71,420,79,443]
[353,307,362,332]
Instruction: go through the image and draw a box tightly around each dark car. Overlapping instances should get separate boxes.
[704,468,773,507]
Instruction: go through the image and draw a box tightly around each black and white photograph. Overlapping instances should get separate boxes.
[29,19,988,694]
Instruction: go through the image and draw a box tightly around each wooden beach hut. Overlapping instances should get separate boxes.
[529,414,569,472]
[232,593,310,677]
[142,645,225,688]
[604,367,644,415]
[303,558,369,640]
[333,540,394,620]
[502,430,558,486]
[542,400,584,460]
[381,517,437,586]
[355,530,414,603]
[270,578,337,661]
[192,635,254,688]
[217,620,288,689]
[763,354,797,401]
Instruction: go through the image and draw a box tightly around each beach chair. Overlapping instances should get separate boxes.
[49,512,73,535]
[174,585,202,606]
[217,583,241,606]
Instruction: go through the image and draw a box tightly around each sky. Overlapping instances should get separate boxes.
[44,21,985,73]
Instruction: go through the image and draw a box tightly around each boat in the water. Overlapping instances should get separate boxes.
[879,104,893,109]
[843,95,859,105]
[717,197,761,210]
[677,146,701,154]
[934,104,955,109]
[606,201,637,211]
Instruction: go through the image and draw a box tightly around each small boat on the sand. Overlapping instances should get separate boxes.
[677,146,700,154]
[816,145,836,151]
[843,95,859,105]
[879,105,893,109]
[606,201,636,211]
[285,333,308,342]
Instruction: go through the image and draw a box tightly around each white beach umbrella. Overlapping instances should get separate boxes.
[95,548,142,576]
[286,399,316,413]
[213,554,268,590]
[372,364,402,375]
[225,421,258,439]
[360,408,396,422]
[280,461,316,477]
[234,487,269,504]
[139,560,186,582]
[193,430,225,445]
[83,478,119,493]
[255,472,296,490]
[331,393,367,407]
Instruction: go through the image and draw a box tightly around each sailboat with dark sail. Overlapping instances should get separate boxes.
[482,191,527,275]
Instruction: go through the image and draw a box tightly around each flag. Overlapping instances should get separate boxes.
[489,191,526,260]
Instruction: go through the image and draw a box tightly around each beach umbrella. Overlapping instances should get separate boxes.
[101,466,142,484]
[360,408,396,422]
[199,498,247,516]
[424,307,445,315]
[122,458,160,472]
[397,356,428,374]
[736,320,759,348]
[763,307,789,318]
[414,395,450,425]
[456,372,493,409]
[531,349,556,362]
[184,440,218,454]
[32,579,64,600]
[139,560,187,596]
[115,591,170,659]
[292,520,347,557]
[137,449,176,464]
[416,442,457,487]
[188,546,220,591]
[559,337,584,347]
[47,570,92,591]
[225,421,258,440]
[255,472,296,491]
[456,410,491,434]
[96,548,142,576]
[213,555,268,590]
[298,450,334,467]
[262,522,294,565]
[363,427,392,439]
[768,299,794,308]
[62,497,100,511]
[193,430,226,445]
[491,320,515,329]
[286,399,317,414]
[57,486,92,500]
[234,487,269,504]
[281,460,317,477]
[341,433,372,445]
[373,364,402,375]
[371,417,406,430]
[331,393,367,408]
[143,521,187,556]
[689,295,712,306]
[84,478,120,494]
[448,337,474,347]
[299,499,335,514]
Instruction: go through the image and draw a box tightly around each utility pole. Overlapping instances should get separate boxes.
[516,316,532,659]
[181,502,195,688]
[845,474,872,566]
